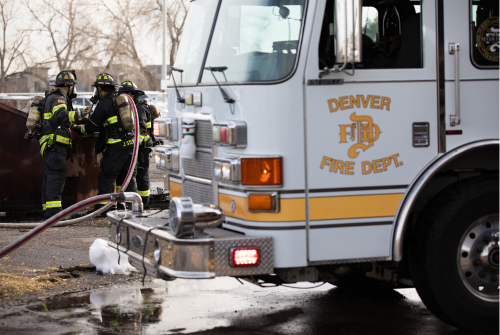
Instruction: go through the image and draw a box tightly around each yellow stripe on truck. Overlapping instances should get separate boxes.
[169,180,182,199]
[219,193,305,222]
[309,193,404,220]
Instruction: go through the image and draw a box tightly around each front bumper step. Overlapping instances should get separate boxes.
[106,210,273,279]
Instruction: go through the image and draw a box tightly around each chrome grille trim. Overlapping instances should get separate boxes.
[182,151,214,180]
[183,180,214,204]
[195,120,213,148]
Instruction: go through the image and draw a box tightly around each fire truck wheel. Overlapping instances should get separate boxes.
[409,176,499,332]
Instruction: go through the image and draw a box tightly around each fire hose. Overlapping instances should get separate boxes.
[0,94,140,229]
[0,192,143,258]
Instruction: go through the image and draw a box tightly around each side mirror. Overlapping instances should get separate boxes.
[335,0,362,64]
[320,0,362,77]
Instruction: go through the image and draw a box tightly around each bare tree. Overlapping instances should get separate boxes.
[23,0,97,72]
[0,0,28,92]
[98,0,160,90]
[144,0,189,67]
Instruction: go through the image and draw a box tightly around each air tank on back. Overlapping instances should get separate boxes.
[26,95,45,131]
[149,104,160,120]
[116,94,135,131]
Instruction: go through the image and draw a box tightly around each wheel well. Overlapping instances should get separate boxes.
[399,144,499,266]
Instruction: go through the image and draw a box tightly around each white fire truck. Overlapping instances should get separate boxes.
[107,0,499,331]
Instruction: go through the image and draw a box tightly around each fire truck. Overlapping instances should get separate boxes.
[107,0,499,331]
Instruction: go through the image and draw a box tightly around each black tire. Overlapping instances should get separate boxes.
[410,176,499,332]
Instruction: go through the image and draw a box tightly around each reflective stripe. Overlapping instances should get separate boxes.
[99,202,109,205]
[40,142,47,156]
[55,135,71,145]
[116,185,121,191]
[39,135,51,145]
[68,111,76,123]
[81,125,87,135]
[138,190,150,197]
[103,116,118,126]
[46,201,61,208]
[42,204,46,210]
[146,122,151,129]
[52,104,67,114]
[107,138,122,144]
[139,134,150,143]
[44,103,67,120]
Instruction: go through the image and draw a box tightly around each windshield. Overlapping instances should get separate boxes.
[169,0,219,86]
[201,0,305,84]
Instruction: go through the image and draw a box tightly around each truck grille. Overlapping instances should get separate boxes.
[183,180,214,204]
[195,120,213,148]
[182,152,213,180]
[182,120,214,204]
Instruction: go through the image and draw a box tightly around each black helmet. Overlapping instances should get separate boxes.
[117,80,144,96]
[92,73,115,87]
[55,70,77,87]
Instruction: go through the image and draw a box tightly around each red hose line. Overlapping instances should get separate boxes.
[0,194,113,258]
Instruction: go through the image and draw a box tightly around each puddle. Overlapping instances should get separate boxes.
[0,278,468,335]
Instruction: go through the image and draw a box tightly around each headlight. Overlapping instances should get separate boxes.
[155,145,179,172]
[213,156,240,183]
[214,161,222,179]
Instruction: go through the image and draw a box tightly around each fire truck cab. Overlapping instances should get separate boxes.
[108,0,499,331]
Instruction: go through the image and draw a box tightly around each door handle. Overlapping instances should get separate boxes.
[448,42,460,126]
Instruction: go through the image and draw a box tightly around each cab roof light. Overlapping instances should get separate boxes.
[241,157,282,186]
[212,121,246,148]
[231,248,259,266]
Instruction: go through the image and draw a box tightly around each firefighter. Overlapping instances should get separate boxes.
[117,81,162,208]
[71,73,137,213]
[40,70,90,217]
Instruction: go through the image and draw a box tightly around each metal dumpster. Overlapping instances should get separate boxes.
[0,100,101,213]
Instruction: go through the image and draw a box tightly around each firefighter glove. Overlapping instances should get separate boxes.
[70,124,84,135]
[82,107,92,116]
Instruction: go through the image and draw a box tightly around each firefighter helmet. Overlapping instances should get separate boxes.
[55,70,77,87]
[117,80,145,96]
[92,73,115,87]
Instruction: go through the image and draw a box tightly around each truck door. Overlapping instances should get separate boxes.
[442,0,499,151]
[303,0,439,263]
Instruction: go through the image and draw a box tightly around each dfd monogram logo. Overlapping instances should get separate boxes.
[339,113,381,158]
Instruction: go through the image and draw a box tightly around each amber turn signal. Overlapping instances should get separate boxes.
[248,194,273,211]
[241,158,282,186]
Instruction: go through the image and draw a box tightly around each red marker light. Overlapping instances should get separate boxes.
[232,248,259,266]
[220,127,228,143]
[153,123,161,137]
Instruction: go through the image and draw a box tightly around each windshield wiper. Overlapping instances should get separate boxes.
[204,66,235,104]
[170,66,185,103]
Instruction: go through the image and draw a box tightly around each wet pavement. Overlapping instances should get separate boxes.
[0,276,487,335]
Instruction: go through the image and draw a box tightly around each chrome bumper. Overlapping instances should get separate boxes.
[106,211,274,279]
